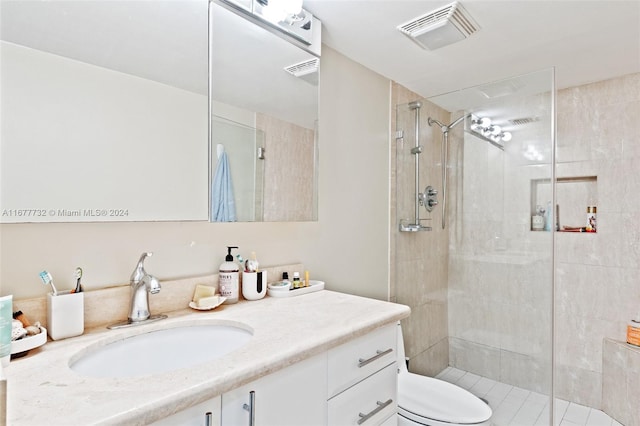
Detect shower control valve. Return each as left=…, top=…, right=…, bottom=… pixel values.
left=424, top=186, right=438, bottom=213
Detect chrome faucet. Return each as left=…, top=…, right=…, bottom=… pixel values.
left=108, top=252, right=167, bottom=329
left=129, top=252, right=160, bottom=322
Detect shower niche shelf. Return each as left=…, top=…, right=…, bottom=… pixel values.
left=530, top=175, right=597, bottom=232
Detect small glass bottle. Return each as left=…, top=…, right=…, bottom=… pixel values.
left=586, top=206, right=597, bottom=232
left=282, top=272, right=291, bottom=288
left=292, top=272, right=301, bottom=289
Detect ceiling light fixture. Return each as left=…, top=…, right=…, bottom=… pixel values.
left=221, top=0, right=318, bottom=47
left=470, top=114, right=512, bottom=144
left=260, top=0, right=304, bottom=23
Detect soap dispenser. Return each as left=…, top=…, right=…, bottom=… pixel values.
left=219, top=246, right=240, bottom=304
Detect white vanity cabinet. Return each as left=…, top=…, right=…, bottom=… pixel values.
left=327, top=324, right=398, bottom=426
left=151, top=323, right=398, bottom=426
left=221, top=352, right=328, bottom=425
left=151, top=396, right=221, bottom=426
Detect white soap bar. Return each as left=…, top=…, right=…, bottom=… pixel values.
left=197, top=295, right=221, bottom=308
left=193, top=284, right=216, bottom=302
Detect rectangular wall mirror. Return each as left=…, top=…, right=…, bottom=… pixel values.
left=0, top=0, right=320, bottom=223
left=0, top=0, right=210, bottom=223
left=209, top=0, right=320, bottom=222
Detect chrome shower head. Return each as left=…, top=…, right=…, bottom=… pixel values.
left=427, top=117, right=447, bottom=133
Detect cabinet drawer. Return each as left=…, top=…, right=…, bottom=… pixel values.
left=380, top=414, right=398, bottom=426
left=328, top=362, right=397, bottom=426
left=328, top=323, right=397, bottom=397
left=150, top=395, right=221, bottom=426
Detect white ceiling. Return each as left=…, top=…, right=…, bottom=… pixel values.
left=2, top=0, right=639, bottom=113
left=304, top=0, right=640, bottom=100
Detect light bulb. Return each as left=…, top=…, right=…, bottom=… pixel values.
left=262, top=0, right=288, bottom=23
left=501, top=132, right=512, bottom=142
left=284, top=0, right=303, bottom=15
left=478, top=117, right=491, bottom=127
left=489, top=125, right=501, bottom=136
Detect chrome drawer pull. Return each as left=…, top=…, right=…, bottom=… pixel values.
left=357, top=399, right=393, bottom=425
left=358, top=348, right=393, bottom=368
left=242, top=391, right=256, bottom=426
left=205, top=411, right=213, bottom=426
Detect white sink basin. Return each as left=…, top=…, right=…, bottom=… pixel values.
left=69, top=322, right=253, bottom=378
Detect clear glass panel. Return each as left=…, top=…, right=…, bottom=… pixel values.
left=394, top=68, right=555, bottom=424
left=211, top=116, right=265, bottom=222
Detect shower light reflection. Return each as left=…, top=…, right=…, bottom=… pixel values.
left=470, top=114, right=512, bottom=143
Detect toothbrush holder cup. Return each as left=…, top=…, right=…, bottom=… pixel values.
left=242, top=271, right=267, bottom=301
left=47, top=291, right=84, bottom=340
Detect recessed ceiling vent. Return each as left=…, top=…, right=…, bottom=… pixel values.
left=284, top=57, right=319, bottom=85
left=509, top=117, right=540, bottom=126
left=397, top=1, right=479, bottom=50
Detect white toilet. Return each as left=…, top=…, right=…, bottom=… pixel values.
left=396, top=323, right=492, bottom=426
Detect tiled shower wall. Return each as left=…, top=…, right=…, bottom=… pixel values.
left=554, top=72, right=640, bottom=409
left=256, top=113, right=316, bottom=221
left=391, top=82, right=451, bottom=376
left=391, top=73, right=640, bottom=418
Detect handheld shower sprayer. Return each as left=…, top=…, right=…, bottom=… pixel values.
left=428, top=114, right=468, bottom=230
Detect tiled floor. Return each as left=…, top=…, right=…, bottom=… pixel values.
left=435, top=367, right=621, bottom=426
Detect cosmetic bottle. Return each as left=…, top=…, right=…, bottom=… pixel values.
left=586, top=206, right=597, bottom=232
left=544, top=201, right=552, bottom=231
left=292, top=272, right=301, bottom=289
left=282, top=272, right=291, bottom=288
left=219, top=246, right=240, bottom=304
left=0, top=295, right=11, bottom=368
left=627, top=312, right=640, bottom=347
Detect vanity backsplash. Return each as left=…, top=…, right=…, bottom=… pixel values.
left=12, top=263, right=304, bottom=333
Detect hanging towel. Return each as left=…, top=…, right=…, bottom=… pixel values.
left=211, top=151, right=237, bottom=222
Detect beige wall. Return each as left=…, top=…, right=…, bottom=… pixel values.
left=554, top=72, right=640, bottom=409
left=391, top=83, right=451, bottom=377
left=0, top=46, right=391, bottom=303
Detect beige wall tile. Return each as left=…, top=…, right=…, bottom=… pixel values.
left=602, top=339, right=640, bottom=425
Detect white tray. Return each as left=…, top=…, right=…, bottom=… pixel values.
left=267, top=280, right=324, bottom=298
left=11, top=326, right=47, bottom=358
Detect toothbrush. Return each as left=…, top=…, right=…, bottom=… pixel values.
left=39, top=270, right=58, bottom=296
left=72, top=267, right=83, bottom=293
left=245, top=251, right=259, bottom=272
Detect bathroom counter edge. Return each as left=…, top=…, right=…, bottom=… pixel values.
left=5, top=290, right=410, bottom=425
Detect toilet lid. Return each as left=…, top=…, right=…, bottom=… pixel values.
left=398, top=373, right=492, bottom=424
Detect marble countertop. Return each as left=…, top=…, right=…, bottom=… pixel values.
left=5, top=290, right=410, bottom=425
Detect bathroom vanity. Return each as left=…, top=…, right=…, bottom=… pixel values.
left=5, top=290, right=409, bottom=425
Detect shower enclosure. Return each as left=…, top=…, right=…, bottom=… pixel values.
left=393, top=69, right=555, bottom=424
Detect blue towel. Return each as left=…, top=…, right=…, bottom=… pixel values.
left=211, top=151, right=236, bottom=222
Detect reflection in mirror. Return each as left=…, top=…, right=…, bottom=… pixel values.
left=209, top=1, right=320, bottom=222
left=211, top=116, right=265, bottom=222
left=0, top=1, right=209, bottom=222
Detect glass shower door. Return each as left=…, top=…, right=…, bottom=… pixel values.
left=393, top=68, right=555, bottom=425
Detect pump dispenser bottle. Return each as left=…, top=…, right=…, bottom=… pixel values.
left=219, top=246, right=240, bottom=304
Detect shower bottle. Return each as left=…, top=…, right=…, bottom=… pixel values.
left=544, top=201, right=552, bottom=231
